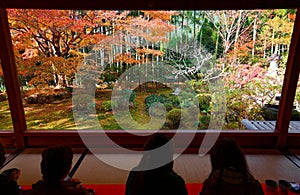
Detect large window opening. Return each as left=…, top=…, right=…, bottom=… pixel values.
left=0, top=2, right=299, bottom=149
left=3, top=9, right=294, bottom=131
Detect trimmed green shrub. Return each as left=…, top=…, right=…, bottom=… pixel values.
left=198, top=94, right=211, bottom=113
left=224, top=122, right=240, bottom=129
left=163, top=119, right=172, bottom=130
left=145, top=93, right=180, bottom=113
left=164, top=103, right=173, bottom=112
left=149, top=103, right=166, bottom=117
left=178, top=91, right=196, bottom=108
left=291, top=109, right=300, bottom=121
left=102, top=100, right=117, bottom=112
left=166, top=108, right=181, bottom=129
left=198, top=114, right=211, bottom=129
left=167, top=94, right=180, bottom=107
left=145, top=94, right=164, bottom=112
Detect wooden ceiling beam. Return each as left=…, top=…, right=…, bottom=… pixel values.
left=1, top=0, right=300, bottom=10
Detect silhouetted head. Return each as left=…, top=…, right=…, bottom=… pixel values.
left=210, top=138, right=248, bottom=173
left=139, top=134, right=174, bottom=171
left=41, top=145, right=73, bottom=183
left=144, top=134, right=172, bottom=151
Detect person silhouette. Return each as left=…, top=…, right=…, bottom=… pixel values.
left=200, top=138, right=264, bottom=195
left=125, top=134, right=188, bottom=195
left=22, top=145, right=89, bottom=195
left=0, top=142, right=21, bottom=195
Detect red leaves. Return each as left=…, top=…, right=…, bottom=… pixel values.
left=113, top=52, right=139, bottom=64
left=135, top=47, right=164, bottom=56
left=142, top=10, right=177, bottom=21
left=21, top=48, right=39, bottom=60
left=6, top=9, right=176, bottom=88
left=225, top=63, right=266, bottom=88
left=288, top=13, right=296, bottom=21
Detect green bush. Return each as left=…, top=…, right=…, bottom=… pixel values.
left=292, top=109, right=300, bottom=121
left=166, top=108, right=181, bottom=129
left=97, top=114, right=105, bottom=120
left=190, top=80, right=210, bottom=93
left=160, top=94, right=180, bottom=107
left=102, top=100, right=117, bottom=112
left=145, top=94, right=165, bottom=112
left=198, top=115, right=210, bottom=129
left=261, top=106, right=277, bottom=120
left=197, top=94, right=211, bottom=113
left=164, top=103, right=173, bottom=112
left=224, top=122, right=240, bottom=129
left=162, top=119, right=172, bottom=130
left=149, top=103, right=166, bottom=117
left=178, top=91, right=196, bottom=108
left=145, top=94, right=180, bottom=113
left=262, top=106, right=300, bottom=121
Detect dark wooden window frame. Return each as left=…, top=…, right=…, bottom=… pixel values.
left=0, top=0, right=300, bottom=151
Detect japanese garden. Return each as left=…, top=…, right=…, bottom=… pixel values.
left=0, top=9, right=298, bottom=130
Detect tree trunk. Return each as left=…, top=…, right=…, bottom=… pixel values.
left=193, top=10, right=196, bottom=38
left=263, top=38, right=267, bottom=59
left=214, top=32, right=219, bottom=60
left=271, top=29, right=275, bottom=54
left=275, top=43, right=279, bottom=55
left=233, top=10, right=243, bottom=62
left=252, top=15, right=257, bottom=59
left=181, top=11, right=184, bottom=46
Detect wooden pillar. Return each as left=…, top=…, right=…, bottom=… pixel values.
left=276, top=8, right=300, bottom=148
left=0, top=6, right=26, bottom=148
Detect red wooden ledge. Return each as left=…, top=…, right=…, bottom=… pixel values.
left=21, top=183, right=300, bottom=195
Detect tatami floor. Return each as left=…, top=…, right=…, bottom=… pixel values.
left=1, top=148, right=300, bottom=186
